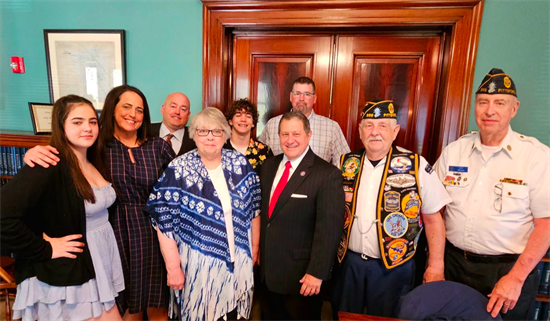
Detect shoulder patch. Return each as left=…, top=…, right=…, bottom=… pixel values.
left=396, top=146, right=412, bottom=153
left=425, top=163, right=434, bottom=174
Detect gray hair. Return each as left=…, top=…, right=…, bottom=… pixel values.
left=189, top=107, right=231, bottom=140
left=278, top=111, right=311, bottom=134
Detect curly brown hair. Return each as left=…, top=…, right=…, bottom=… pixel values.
left=225, top=98, right=259, bottom=127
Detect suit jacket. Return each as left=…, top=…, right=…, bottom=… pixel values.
left=151, top=122, right=196, bottom=156
left=260, top=148, right=345, bottom=295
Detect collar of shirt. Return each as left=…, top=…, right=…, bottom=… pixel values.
left=159, top=123, right=185, bottom=142
left=281, top=146, right=310, bottom=175
left=469, top=126, right=515, bottom=160
left=290, top=109, right=317, bottom=121
left=365, top=153, right=387, bottom=169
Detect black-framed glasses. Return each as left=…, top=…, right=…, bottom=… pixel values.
left=494, top=183, right=503, bottom=213
left=291, top=91, right=315, bottom=97
left=196, top=129, right=224, bottom=137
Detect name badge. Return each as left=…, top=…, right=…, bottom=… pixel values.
left=449, top=166, right=468, bottom=173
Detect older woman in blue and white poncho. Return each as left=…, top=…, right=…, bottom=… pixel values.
left=145, top=107, right=261, bottom=321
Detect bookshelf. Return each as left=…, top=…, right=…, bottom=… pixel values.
left=0, top=132, right=50, bottom=182
left=536, top=249, right=550, bottom=304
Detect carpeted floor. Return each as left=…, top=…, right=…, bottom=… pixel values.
left=0, top=296, right=15, bottom=321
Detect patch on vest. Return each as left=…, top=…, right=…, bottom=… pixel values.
left=387, top=238, right=408, bottom=264
left=384, top=191, right=400, bottom=212
left=342, top=157, right=360, bottom=181
left=390, top=156, right=412, bottom=173
left=402, top=191, right=421, bottom=218
left=386, top=174, right=416, bottom=188
left=383, top=212, right=408, bottom=238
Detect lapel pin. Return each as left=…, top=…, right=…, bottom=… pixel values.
left=300, top=171, right=306, bottom=176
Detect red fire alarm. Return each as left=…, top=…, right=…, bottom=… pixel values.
left=10, top=57, right=25, bottom=73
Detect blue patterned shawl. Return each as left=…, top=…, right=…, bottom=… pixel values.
left=146, top=149, right=261, bottom=321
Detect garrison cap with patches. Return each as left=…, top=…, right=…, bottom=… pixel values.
left=361, top=99, right=397, bottom=120
left=476, top=68, right=517, bottom=97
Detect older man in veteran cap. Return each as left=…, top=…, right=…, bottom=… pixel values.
left=435, top=68, right=550, bottom=320
left=332, top=99, right=451, bottom=318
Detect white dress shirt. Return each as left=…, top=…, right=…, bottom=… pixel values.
left=348, top=153, right=452, bottom=258
left=269, top=147, right=310, bottom=202
left=435, top=128, right=550, bottom=255
left=159, top=123, right=186, bottom=154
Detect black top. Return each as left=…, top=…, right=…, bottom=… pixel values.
left=151, top=122, right=196, bottom=156
left=0, top=158, right=95, bottom=285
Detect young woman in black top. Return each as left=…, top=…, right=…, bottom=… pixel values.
left=0, top=95, right=124, bottom=320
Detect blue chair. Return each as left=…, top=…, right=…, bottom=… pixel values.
left=396, top=281, right=502, bottom=320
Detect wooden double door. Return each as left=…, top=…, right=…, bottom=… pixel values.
left=233, top=32, right=442, bottom=162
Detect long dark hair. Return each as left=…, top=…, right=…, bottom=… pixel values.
left=98, top=85, right=152, bottom=149
left=50, top=95, right=109, bottom=203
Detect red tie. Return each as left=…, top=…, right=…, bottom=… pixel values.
left=269, top=161, right=291, bottom=218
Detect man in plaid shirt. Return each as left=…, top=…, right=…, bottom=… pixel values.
left=258, top=77, right=350, bottom=167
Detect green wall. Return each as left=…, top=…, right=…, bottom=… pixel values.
left=1, top=0, right=549, bottom=146
left=0, top=0, right=203, bottom=131
left=469, top=0, right=550, bottom=146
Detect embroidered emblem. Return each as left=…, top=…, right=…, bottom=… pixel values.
left=425, top=163, right=434, bottom=174
left=488, top=81, right=497, bottom=93
left=386, top=174, right=416, bottom=188
left=387, top=239, right=408, bottom=264
left=384, top=191, right=400, bottom=212
left=374, top=107, right=381, bottom=117
left=343, top=206, right=352, bottom=229
left=396, top=146, right=411, bottom=153
left=504, top=76, right=511, bottom=88
left=383, top=212, right=408, bottom=238
left=343, top=185, right=354, bottom=193
left=388, top=103, right=395, bottom=114
left=402, top=191, right=421, bottom=219
left=342, top=157, right=360, bottom=180
left=390, top=156, right=412, bottom=174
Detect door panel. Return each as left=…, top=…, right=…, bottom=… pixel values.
left=253, top=57, right=311, bottom=135
left=233, top=35, right=333, bottom=136
left=353, top=59, right=418, bottom=150
left=332, top=35, right=441, bottom=156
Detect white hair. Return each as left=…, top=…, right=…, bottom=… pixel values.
left=189, top=107, right=232, bottom=140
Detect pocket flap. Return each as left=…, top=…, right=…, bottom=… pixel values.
left=502, top=183, right=529, bottom=199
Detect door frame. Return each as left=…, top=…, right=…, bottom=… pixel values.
left=200, top=0, right=484, bottom=154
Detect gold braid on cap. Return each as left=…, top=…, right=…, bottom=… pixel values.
left=477, top=73, right=509, bottom=92
left=360, top=100, right=393, bottom=118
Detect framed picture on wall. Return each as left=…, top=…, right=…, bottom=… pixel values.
left=28, top=102, right=54, bottom=135
left=44, top=29, right=126, bottom=110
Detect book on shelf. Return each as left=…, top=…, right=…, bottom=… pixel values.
left=0, top=146, right=28, bottom=177
left=540, top=262, right=550, bottom=295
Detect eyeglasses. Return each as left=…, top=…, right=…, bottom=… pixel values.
left=196, top=129, right=224, bottom=137
left=291, top=91, right=315, bottom=98
left=494, top=183, right=502, bottom=213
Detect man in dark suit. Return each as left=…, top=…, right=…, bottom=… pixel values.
left=259, top=111, right=345, bottom=320
left=151, top=92, right=196, bottom=156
